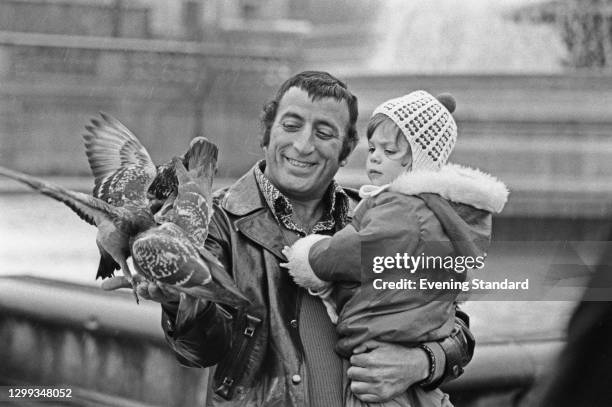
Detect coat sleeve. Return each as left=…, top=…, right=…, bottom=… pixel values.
left=307, top=197, right=396, bottom=282
left=308, top=224, right=363, bottom=282
left=160, top=203, right=235, bottom=367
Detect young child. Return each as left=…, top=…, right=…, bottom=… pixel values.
left=281, top=90, right=509, bottom=407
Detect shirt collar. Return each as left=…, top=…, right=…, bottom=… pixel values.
left=253, top=160, right=349, bottom=236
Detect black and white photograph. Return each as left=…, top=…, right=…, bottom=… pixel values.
left=1, top=0, right=612, bottom=406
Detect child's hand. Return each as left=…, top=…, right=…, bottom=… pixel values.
left=280, top=244, right=314, bottom=287
left=280, top=239, right=328, bottom=292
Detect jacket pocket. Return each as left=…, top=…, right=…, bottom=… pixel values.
left=214, top=313, right=262, bottom=400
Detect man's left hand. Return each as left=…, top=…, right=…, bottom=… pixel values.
left=347, top=340, right=429, bottom=403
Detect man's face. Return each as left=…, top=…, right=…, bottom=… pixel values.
left=264, top=87, right=350, bottom=201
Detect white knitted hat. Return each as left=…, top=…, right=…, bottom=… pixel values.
left=372, top=90, right=457, bottom=171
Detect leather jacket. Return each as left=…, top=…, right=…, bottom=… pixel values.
left=161, top=165, right=475, bottom=406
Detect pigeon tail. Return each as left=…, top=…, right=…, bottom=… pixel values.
left=96, top=246, right=120, bottom=279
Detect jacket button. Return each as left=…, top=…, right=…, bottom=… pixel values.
left=291, top=374, right=302, bottom=384
left=290, top=319, right=298, bottom=328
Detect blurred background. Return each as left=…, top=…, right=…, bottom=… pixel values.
left=1, top=0, right=612, bottom=406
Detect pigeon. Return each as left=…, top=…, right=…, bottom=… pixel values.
left=80, top=114, right=216, bottom=301
left=0, top=114, right=203, bottom=302
left=131, top=142, right=250, bottom=327
left=81, top=113, right=159, bottom=284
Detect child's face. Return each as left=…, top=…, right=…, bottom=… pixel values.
left=366, top=122, right=412, bottom=186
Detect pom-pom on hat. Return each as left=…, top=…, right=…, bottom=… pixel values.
left=372, top=90, right=457, bottom=171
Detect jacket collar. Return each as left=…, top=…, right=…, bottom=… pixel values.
left=219, top=164, right=266, bottom=217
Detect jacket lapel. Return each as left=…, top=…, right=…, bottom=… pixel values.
left=220, top=166, right=289, bottom=260
left=234, top=210, right=289, bottom=260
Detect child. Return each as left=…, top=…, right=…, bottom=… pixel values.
left=281, top=90, right=509, bottom=407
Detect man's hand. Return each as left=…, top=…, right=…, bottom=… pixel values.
left=101, top=276, right=181, bottom=306
left=347, top=340, right=429, bottom=403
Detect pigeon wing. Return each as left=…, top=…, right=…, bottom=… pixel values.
left=131, top=224, right=211, bottom=285
left=0, top=166, right=124, bottom=227
left=132, top=224, right=248, bottom=308
left=83, top=113, right=157, bottom=207
left=168, top=138, right=218, bottom=247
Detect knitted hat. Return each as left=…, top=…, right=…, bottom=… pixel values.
left=372, top=90, right=457, bottom=171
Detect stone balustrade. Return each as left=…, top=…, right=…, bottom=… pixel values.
left=0, top=276, right=568, bottom=407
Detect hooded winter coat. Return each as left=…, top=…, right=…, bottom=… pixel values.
left=290, top=164, right=508, bottom=356
left=284, top=164, right=508, bottom=407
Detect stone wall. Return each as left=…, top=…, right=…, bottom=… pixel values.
left=0, top=0, right=151, bottom=38
left=0, top=32, right=298, bottom=178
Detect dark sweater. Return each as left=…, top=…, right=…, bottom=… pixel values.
left=299, top=291, right=344, bottom=406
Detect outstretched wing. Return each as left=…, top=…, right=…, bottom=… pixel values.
left=83, top=113, right=157, bottom=207
left=0, top=165, right=124, bottom=227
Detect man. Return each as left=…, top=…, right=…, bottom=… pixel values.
left=106, top=71, right=474, bottom=406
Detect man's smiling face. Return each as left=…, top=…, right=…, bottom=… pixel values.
left=264, top=86, right=349, bottom=201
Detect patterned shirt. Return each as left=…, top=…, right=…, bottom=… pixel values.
left=253, top=160, right=350, bottom=236
left=255, top=159, right=348, bottom=406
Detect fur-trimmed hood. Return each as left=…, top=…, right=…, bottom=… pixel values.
left=360, top=163, right=509, bottom=214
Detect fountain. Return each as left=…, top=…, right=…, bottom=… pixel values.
left=367, top=0, right=566, bottom=74
left=328, top=0, right=612, bottom=235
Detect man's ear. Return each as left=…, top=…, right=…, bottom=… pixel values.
left=346, top=137, right=359, bottom=158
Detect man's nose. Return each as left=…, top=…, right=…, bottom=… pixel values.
left=293, top=128, right=315, bottom=154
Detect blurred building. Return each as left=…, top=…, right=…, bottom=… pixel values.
left=0, top=0, right=305, bottom=178
left=0, top=0, right=387, bottom=178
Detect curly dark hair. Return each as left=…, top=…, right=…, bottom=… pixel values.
left=260, top=71, right=359, bottom=162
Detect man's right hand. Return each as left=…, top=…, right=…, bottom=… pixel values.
left=101, top=276, right=181, bottom=306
